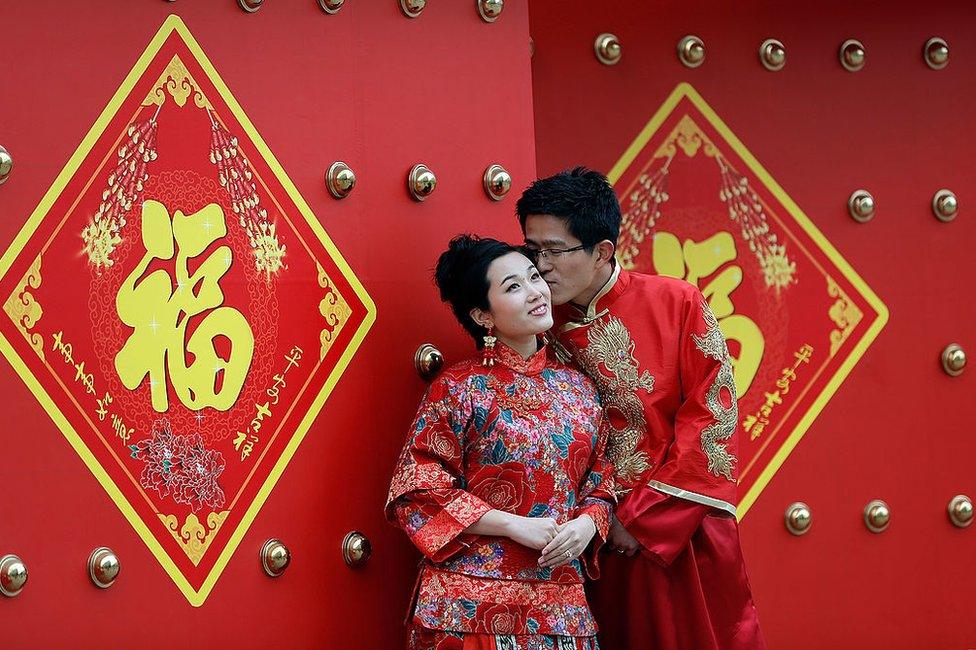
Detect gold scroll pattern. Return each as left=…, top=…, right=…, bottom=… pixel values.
left=142, top=54, right=212, bottom=110
left=573, top=316, right=654, bottom=490
left=653, top=115, right=719, bottom=160
left=827, top=276, right=863, bottom=356
left=159, top=511, right=229, bottom=566
left=3, top=255, right=44, bottom=360
left=317, top=263, right=352, bottom=361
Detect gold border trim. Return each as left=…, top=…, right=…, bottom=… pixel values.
left=0, top=15, right=376, bottom=606
left=558, top=263, right=620, bottom=334
left=607, top=82, right=888, bottom=521
left=647, top=479, right=736, bottom=516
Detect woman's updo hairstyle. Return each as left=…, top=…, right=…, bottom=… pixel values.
left=435, top=234, right=518, bottom=347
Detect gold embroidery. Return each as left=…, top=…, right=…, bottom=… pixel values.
left=558, top=264, right=620, bottom=334
left=692, top=301, right=738, bottom=481
left=573, top=316, right=654, bottom=487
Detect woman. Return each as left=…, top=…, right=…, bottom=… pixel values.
left=386, top=235, right=615, bottom=650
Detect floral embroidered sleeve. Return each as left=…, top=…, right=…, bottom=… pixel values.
left=385, top=376, right=494, bottom=563
left=573, top=411, right=616, bottom=579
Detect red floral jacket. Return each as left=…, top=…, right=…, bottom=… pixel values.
left=386, top=343, right=615, bottom=637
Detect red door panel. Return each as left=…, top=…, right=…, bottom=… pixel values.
left=528, top=2, right=975, bottom=648
left=0, top=2, right=535, bottom=646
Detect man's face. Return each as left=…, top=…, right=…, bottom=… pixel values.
left=523, top=214, right=600, bottom=306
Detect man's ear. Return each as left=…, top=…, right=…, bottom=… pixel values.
left=470, top=307, right=493, bottom=330
left=594, top=240, right=616, bottom=268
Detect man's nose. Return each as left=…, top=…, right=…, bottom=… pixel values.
left=536, top=257, right=554, bottom=274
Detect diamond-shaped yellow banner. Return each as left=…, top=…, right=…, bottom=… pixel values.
left=608, top=83, right=887, bottom=517
left=0, top=16, right=374, bottom=605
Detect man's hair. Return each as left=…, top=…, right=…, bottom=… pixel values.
left=515, top=166, right=621, bottom=248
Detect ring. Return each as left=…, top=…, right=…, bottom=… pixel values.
left=564, top=550, right=572, bottom=559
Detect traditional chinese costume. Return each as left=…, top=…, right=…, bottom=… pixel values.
left=386, top=342, right=615, bottom=650
left=552, top=265, right=765, bottom=650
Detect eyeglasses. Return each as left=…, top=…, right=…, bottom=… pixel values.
left=526, top=244, right=587, bottom=261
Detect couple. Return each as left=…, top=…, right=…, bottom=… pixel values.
left=386, top=168, right=765, bottom=650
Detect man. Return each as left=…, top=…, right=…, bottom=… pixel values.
left=518, top=167, right=765, bottom=649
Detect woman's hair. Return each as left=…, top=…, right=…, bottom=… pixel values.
left=435, top=234, right=519, bottom=346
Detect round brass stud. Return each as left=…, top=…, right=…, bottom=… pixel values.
left=840, top=39, right=866, bottom=72
left=0, top=146, right=12, bottom=186
left=88, top=547, right=120, bottom=589
left=400, top=0, right=426, bottom=18
left=932, top=189, right=958, bottom=223
left=594, top=33, right=622, bottom=66
left=342, top=531, right=372, bottom=568
left=326, top=161, right=356, bottom=199
left=863, top=499, right=890, bottom=533
left=477, top=0, right=503, bottom=23
left=924, top=37, right=949, bottom=70
left=759, top=38, right=786, bottom=71
left=678, top=35, right=705, bottom=68
left=948, top=495, right=973, bottom=528
left=408, top=164, right=437, bottom=202
left=0, top=554, right=27, bottom=597
left=261, top=539, right=291, bottom=577
left=237, top=0, right=263, bottom=13
left=318, top=0, right=345, bottom=14
left=415, top=343, right=444, bottom=380
left=848, top=190, right=875, bottom=223
left=483, top=164, right=512, bottom=201
left=784, top=502, right=812, bottom=536
left=941, top=343, right=966, bottom=377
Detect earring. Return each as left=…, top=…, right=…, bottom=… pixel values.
left=482, top=325, right=497, bottom=367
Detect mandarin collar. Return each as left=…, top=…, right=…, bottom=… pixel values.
left=556, top=263, right=629, bottom=333
left=493, top=339, right=549, bottom=375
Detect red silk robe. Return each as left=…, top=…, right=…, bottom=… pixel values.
left=386, top=343, right=615, bottom=649
left=553, top=266, right=765, bottom=650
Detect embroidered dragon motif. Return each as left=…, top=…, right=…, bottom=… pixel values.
left=692, top=301, right=738, bottom=481
left=573, top=316, right=655, bottom=488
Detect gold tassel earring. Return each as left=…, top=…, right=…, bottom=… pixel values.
left=482, top=325, right=497, bottom=367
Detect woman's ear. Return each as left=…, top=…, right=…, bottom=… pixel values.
left=470, top=307, right=493, bottom=330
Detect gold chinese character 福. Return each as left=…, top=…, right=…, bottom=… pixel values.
left=653, top=230, right=764, bottom=397
left=115, top=200, right=254, bottom=412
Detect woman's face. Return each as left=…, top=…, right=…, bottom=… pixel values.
left=476, top=251, right=553, bottom=339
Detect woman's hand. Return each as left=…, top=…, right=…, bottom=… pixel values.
left=608, top=515, right=640, bottom=556
left=538, top=515, right=596, bottom=568
left=504, top=515, right=560, bottom=551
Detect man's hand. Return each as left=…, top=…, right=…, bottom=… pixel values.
left=608, top=515, right=640, bottom=557
left=538, top=515, right=597, bottom=568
